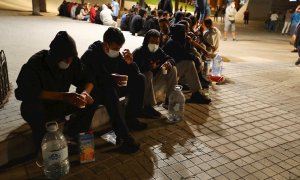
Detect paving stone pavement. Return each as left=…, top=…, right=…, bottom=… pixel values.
left=0, top=11, right=300, bottom=179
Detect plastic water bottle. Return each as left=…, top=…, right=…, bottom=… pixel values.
left=167, top=85, right=185, bottom=122
left=210, top=54, right=223, bottom=76
left=42, top=121, right=70, bottom=179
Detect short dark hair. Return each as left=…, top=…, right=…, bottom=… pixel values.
left=189, top=15, right=197, bottom=27
left=163, top=11, right=169, bottom=17
left=139, top=8, right=147, bottom=17
left=204, top=19, right=213, bottom=28
left=158, top=10, right=164, bottom=17
left=185, top=12, right=192, bottom=17
left=151, top=10, right=156, bottom=16
left=103, top=27, right=125, bottom=45
left=159, top=18, right=169, bottom=24
left=178, top=20, right=189, bottom=28
left=183, top=17, right=191, bottom=25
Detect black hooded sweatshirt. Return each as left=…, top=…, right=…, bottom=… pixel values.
left=80, top=41, right=141, bottom=94
left=15, top=31, right=90, bottom=103
left=163, top=24, right=199, bottom=64
left=133, top=30, right=175, bottom=74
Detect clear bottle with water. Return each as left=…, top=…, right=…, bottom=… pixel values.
left=42, top=121, right=69, bottom=179
left=210, top=54, right=223, bottom=76
left=167, top=85, right=185, bottom=122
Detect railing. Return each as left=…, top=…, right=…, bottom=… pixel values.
left=0, top=50, right=10, bottom=108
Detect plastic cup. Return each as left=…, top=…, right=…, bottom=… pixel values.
left=111, top=73, right=128, bottom=87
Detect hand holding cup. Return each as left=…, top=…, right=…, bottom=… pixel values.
left=111, top=73, right=128, bottom=87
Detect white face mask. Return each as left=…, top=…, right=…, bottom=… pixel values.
left=148, top=44, right=159, bottom=53
left=106, top=49, right=119, bottom=58
left=57, top=61, right=70, bottom=70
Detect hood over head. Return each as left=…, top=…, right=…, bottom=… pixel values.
left=174, top=11, right=184, bottom=24
left=170, top=24, right=186, bottom=44
left=49, top=31, right=78, bottom=62
left=143, top=29, right=160, bottom=46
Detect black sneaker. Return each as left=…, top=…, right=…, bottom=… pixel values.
left=35, top=152, right=43, bottom=168
left=199, top=75, right=211, bottom=89
left=128, top=120, right=148, bottom=131
left=116, top=136, right=140, bottom=154
left=180, top=84, right=190, bottom=91
left=291, top=49, right=298, bottom=53
left=139, top=106, right=162, bottom=119
left=190, top=92, right=211, bottom=104
left=295, top=58, right=300, bottom=66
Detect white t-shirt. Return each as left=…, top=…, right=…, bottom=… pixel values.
left=270, top=13, right=279, bottom=21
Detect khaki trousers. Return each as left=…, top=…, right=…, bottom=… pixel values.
left=176, top=60, right=202, bottom=93
left=143, top=67, right=177, bottom=106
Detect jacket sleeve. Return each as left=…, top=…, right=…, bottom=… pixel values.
left=158, top=49, right=175, bottom=66
left=81, top=50, right=116, bottom=87
left=132, top=48, right=149, bottom=73
left=15, top=63, right=42, bottom=102
left=71, top=57, right=95, bottom=93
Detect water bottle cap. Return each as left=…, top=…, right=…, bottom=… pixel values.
left=174, top=85, right=183, bottom=91
left=45, top=121, right=58, bottom=132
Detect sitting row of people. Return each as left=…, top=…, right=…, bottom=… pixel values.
left=16, top=14, right=221, bottom=161
left=58, top=0, right=119, bottom=27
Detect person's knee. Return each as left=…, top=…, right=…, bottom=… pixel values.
left=143, top=71, right=153, bottom=80
left=168, top=66, right=178, bottom=76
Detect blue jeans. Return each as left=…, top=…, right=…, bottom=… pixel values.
left=269, top=21, right=277, bottom=32
left=196, top=0, right=210, bottom=21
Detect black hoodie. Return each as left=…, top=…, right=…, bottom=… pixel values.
left=15, top=31, right=89, bottom=102
left=80, top=41, right=140, bottom=93
left=163, top=24, right=199, bottom=63
left=133, top=30, right=175, bottom=74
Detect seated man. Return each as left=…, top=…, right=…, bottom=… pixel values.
left=130, top=8, right=147, bottom=36
left=133, top=29, right=177, bottom=117
left=15, top=31, right=95, bottom=157
left=159, top=18, right=171, bottom=48
left=80, top=27, right=146, bottom=153
left=143, top=10, right=160, bottom=35
left=100, top=4, right=117, bottom=27
left=163, top=24, right=211, bottom=104
left=203, top=18, right=221, bottom=53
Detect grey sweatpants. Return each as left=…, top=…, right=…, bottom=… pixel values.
left=177, top=60, right=202, bottom=93
left=143, top=66, right=178, bottom=106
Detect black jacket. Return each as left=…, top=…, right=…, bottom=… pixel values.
left=15, top=50, right=90, bottom=102
left=130, top=15, right=144, bottom=34
left=163, top=24, right=199, bottom=63
left=143, top=16, right=160, bottom=34
left=133, top=31, right=175, bottom=74
left=80, top=41, right=141, bottom=91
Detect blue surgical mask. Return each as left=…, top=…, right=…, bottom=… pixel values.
left=148, top=44, right=159, bottom=53
left=57, top=61, right=70, bottom=70
left=107, top=49, right=119, bottom=58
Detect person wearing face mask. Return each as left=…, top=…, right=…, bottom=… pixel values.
left=133, top=29, right=177, bottom=117
left=163, top=24, right=211, bottom=104
left=81, top=27, right=146, bottom=154
left=15, top=31, right=96, bottom=160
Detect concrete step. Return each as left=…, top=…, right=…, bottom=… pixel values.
left=0, top=103, right=117, bottom=168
